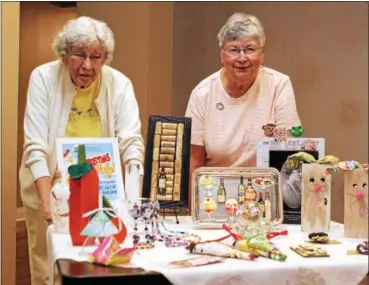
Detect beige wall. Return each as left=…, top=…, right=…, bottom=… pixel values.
left=78, top=2, right=173, bottom=141
left=2, top=2, right=20, bottom=284
left=17, top=2, right=77, bottom=208
left=172, top=2, right=368, bottom=222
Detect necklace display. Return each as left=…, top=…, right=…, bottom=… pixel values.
left=130, top=200, right=201, bottom=249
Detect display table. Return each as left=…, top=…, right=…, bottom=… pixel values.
left=47, top=217, right=368, bottom=285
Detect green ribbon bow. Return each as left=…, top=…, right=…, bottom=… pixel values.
left=68, top=162, right=93, bottom=179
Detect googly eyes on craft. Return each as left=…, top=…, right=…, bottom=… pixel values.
left=353, top=183, right=358, bottom=188
left=309, top=178, right=315, bottom=183
left=320, top=177, right=326, bottom=183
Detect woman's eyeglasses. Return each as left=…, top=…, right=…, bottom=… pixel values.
left=224, top=46, right=263, bottom=57
left=68, top=52, right=105, bottom=65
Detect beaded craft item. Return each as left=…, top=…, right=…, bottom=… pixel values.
left=128, top=198, right=201, bottom=249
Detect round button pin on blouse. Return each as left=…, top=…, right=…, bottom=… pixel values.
left=216, top=102, right=224, bottom=110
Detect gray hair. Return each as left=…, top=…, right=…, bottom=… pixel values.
left=217, top=13, right=266, bottom=47
left=52, top=16, right=115, bottom=64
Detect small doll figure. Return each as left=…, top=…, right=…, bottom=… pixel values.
left=201, top=197, right=217, bottom=221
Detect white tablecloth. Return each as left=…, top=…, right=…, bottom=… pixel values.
left=47, top=217, right=368, bottom=285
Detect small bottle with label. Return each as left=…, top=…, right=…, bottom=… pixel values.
left=264, top=191, right=272, bottom=225
left=245, top=178, right=257, bottom=202
left=217, top=178, right=226, bottom=204
left=257, top=192, right=265, bottom=217
left=238, top=176, right=245, bottom=204
left=158, top=167, right=166, bottom=195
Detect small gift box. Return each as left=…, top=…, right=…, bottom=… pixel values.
left=288, top=152, right=340, bottom=233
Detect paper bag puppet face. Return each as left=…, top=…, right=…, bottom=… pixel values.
left=301, top=164, right=331, bottom=232
left=344, top=168, right=368, bottom=238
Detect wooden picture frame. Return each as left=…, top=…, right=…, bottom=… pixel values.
left=142, top=115, right=191, bottom=208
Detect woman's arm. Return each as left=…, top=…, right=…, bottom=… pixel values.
left=114, top=78, right=145, bottom=196
left=23, top=68, right=52, bottom=219
left=185, top=88, right=206, bottom=212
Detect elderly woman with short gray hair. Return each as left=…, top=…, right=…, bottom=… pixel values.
left=186, top=13, right=301, bottom=177
left=19, top=16, right=144, bottom=285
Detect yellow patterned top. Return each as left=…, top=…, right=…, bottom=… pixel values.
left=65, top=75, right=102, bottom=138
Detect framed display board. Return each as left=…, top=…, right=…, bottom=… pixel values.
left=256, top=137, right=325, bottom=224
left=142, top=115, right=192, bottom=208
left=191, top=167, right=283, bottom=229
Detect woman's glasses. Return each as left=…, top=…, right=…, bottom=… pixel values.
left=224, top=46, right=263, bottom=57
left=68, top=52, right=105, bottom=65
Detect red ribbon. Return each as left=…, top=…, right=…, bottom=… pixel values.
left=266, top=229, right=288, bottom=240
left=202, top=224, right=242, bottom=243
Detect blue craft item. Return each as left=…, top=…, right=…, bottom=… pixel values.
left=81, top=210, right=119, bottom=237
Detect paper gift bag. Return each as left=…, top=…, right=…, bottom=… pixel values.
left=68, top=145, right=100, bottom=246
left=325, top=161, right=368, bottom=238
left=301, top=163, right=332, bottom=232
left=286, top=152, right=339, bottom=233
left=342, top=164, right=368, bottom=238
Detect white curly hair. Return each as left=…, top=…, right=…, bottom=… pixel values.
left=52, top=16, right=115, bottom=64
left=217, top=13, right=266, bottom=48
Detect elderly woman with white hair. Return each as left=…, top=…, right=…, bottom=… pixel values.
left=19, top=16, right=144, bottom=285
left=186, top=13, right=301, bottom=175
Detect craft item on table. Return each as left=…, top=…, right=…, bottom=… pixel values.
left=306, top=232, right=341, bottom=244
left=199, top=175, right=216, bottom=196
left=221, top=224, right=288, bottom=261
left=168, top=256, right=225, bottom=268
left=188, top=241, right=257, bottom=261
left=290, top=244, right=330, bottom=258
left=307, top=232, right=329, bottom=243
left=201, top=197, right=217, bottom=221
left=289, top=125, right=303, bottom=138
left=252, top=177, right=274, bottom=191
left=262, top=123, right=276, bottom=137
left=273, top=127, right=289, bottom=143
left=79, top=197, right=126, bottom=251
left=326, top=162, right=368, bottom=238
left=50, top=168, right=70, bottom=234
left=88, top=236, right=135, bottom=266
left=68, top=144, right=100, bottom=246
left=225, top=198, right=238, bottom=224
left=356, top=241, right=368, bottom=255
left=347, top=241, right=369, bottom=255
left=288, top=152, right=340, bottom=233
left=128, top=198, right=201, bottom=248
left=128, top=198, right=160, bottom=248
left=158, top=220, right=201, bottom=248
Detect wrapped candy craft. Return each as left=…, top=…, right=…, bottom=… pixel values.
left=188, top=241, right=257, bottom=261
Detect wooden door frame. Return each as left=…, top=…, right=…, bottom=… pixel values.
left=1, top=2, right=20, bottom=285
